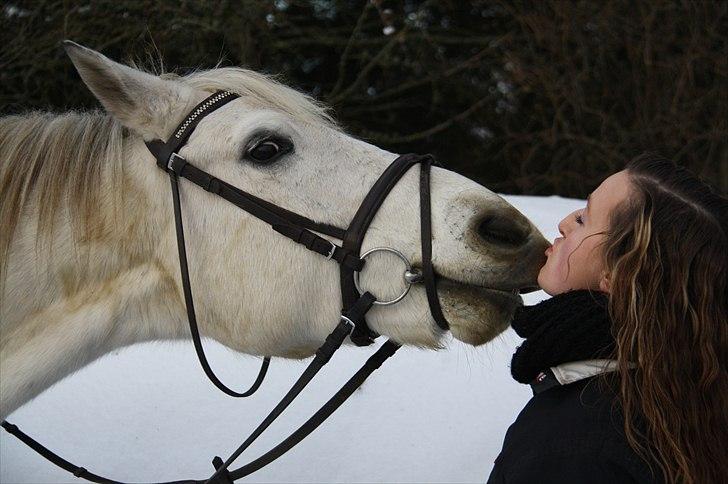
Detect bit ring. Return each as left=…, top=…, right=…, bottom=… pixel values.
left=353, top=247, right=422, bottom=306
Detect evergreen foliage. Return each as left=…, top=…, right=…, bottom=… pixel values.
left=2, top=0, right=726, bottom=196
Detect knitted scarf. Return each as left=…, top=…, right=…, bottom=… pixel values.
left=510, top=290, right=616, bottom=384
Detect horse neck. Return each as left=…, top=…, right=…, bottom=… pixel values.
left=0, top=115, right=185, bottom=418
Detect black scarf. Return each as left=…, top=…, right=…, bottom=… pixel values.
left=510, top=290, right=616, bottom=384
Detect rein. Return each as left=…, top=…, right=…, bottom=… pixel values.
left=1, top=90, right=449, bottom=483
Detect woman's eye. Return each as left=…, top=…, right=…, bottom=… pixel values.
left=245, top=136, right=293, bottom=164
left=575, top=211, right=584, bottom=225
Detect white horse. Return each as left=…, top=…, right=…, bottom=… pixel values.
left=0, top=41, right=548, bottom=420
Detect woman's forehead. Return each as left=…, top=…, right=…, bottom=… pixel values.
left=592, top=170, right=632, bottom=215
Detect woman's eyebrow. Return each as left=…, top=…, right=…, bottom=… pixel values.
left=586, top=193, right=592, bottom=212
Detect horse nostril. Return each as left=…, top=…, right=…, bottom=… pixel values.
left=476, top=215, right=529, bottom=248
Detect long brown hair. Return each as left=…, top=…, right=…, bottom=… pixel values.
left=601, top=153, right=728, bottom=483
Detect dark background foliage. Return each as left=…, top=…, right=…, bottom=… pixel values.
left=2, top=0, right=726, bottom=196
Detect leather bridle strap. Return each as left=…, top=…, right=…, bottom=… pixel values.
left=145, top=92, right=346, bottom=239
left=216, top=340, right=401, bottom=483
left=1, top=421, right=126, bottom=484
left=419, top=157, right=449, bottom=330
left=164, top=154, right=347, bottom=239
left=0, top=312, right=399, bottom=484
left=164, top=157, right=360, bottom=270
left=146, top=90, right=360, bottom=396
left=205, top=293, right=379, bottom=484
left=340, top=153, right=449, bottom=344
left=170, top=172, right=270, bottom=397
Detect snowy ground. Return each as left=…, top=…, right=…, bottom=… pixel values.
left=1, top=195, right=585, bottom=484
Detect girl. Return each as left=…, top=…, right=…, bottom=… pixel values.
left=487, top=153, right=727, bottom=484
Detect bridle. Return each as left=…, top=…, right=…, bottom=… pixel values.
left=1, top=91, right=450, bottom=483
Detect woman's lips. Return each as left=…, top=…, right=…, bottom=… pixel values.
left=546, top=237, right=561, bottom=256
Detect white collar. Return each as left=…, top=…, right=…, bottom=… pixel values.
left=550, top=359, right=620, bottom=385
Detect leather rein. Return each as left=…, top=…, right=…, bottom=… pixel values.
left=1, top=90, right=450, bottom=483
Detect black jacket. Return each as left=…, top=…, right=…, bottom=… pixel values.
left=486, top=375, right=661, bottom=484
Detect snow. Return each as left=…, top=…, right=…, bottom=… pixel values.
left=1, top=195, right=585, bottom=484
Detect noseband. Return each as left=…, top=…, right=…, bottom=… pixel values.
left=2, top=91, right=451, bottom=483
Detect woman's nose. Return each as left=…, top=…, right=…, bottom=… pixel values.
left=557, top=215, right=569, bottom=236
left=557, top=209, right=581, bottom=236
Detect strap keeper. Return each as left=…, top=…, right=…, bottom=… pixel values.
left=145, top=139, right=172, bottom=171
left=297, top=229, right=315, bottom=247
left=340, top=252, right=364, bottom=271
left=315, top=319, right=354, bottom=363
left=350, top=326, right=376, bottom=346
left=342, top=292, right=376, bottom=324
left=206, top=177, right=221, bottom=194
left=210, top=456, right=235, bottom=484
left=309, top=235, right=331, bottom=254
left=73, top=467, right=88, bottom=478
left=272, top=223, right=302, bottom=240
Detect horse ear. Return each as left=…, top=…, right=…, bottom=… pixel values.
left=63, top=40, right=192, bottom=139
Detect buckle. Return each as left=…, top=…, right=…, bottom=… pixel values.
left=339, top=315, right=356, bottom=331
left=167, top=152, right=186, bottom=173
left=325, top=241, right=337, bottom=260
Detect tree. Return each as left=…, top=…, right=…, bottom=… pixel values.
left=2, top=0, right=726, bottom=195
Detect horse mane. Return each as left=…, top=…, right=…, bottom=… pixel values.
left=0, top=111, right=125, bottom=285
left=0, top=65, right=337, bottom=286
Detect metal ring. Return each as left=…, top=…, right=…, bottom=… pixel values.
left=353, top=247, right=415, bottom=306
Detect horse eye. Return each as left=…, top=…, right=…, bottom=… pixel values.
left=246, top=137, right=292, bottom=164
